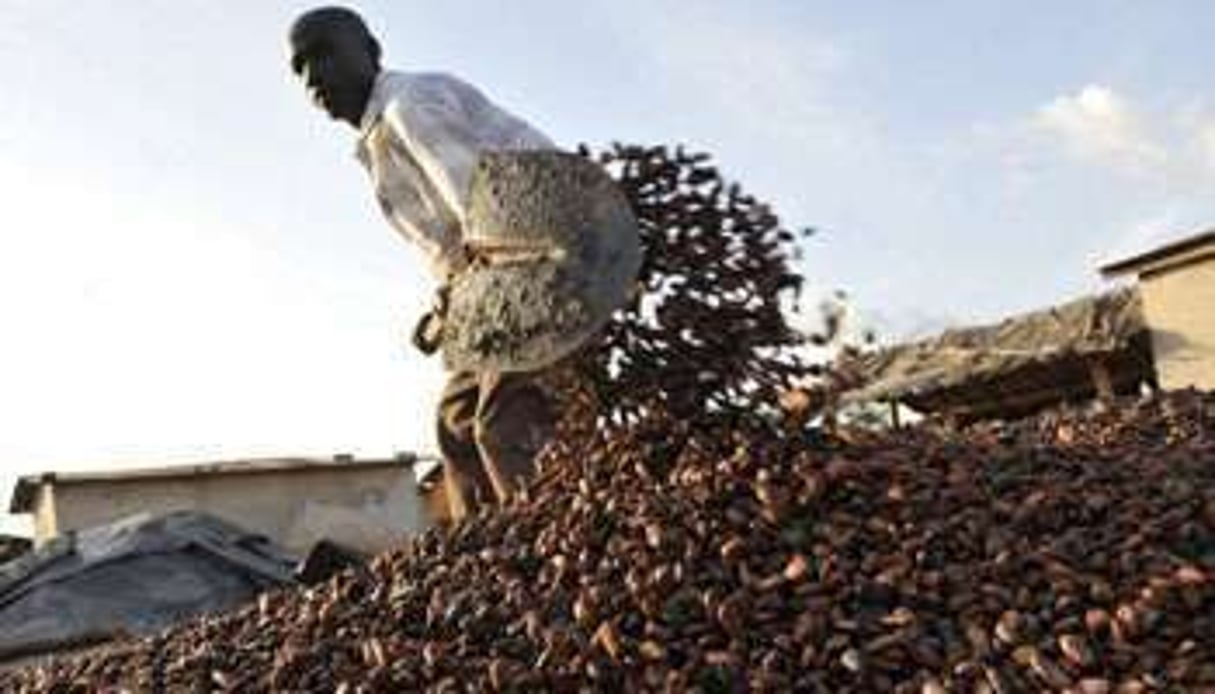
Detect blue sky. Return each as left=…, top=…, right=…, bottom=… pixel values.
left=2, top=2, right=1213, bottom=534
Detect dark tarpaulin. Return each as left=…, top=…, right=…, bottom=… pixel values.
left=0, top=511, right=295, bottom=662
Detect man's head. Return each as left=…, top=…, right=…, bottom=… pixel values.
left=288, top=7, right=381, bottom=127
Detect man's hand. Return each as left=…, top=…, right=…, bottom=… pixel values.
left=411, top=285, right=449, bottom=355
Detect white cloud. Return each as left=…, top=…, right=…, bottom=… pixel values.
left=1096, top=206, right=1215, bottom=269
left=588, top=0, right=861, bottom=164
left=642, top=12, right=846, bottom=138
left=972, top=84, right=1215, bottom=208
left=1020, top=84, right=1215, bottom=195
left=1196, top=120, right=1215, bottom=173
left=1015, top=87, right=1215, bottom=276
left=1098, top=210, right=1185, bottom=267
left=1034, top=85, right=1168, bottom=175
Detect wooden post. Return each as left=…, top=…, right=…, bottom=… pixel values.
left=942, top=409, right=960, bottom=433
left=1089, top=358, right=1115, bottom=402
left=822, top=407, right=838, bottom=437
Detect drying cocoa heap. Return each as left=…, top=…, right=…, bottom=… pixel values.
left=8, top=391, right=1212, bottom=692
left=5, top=149, right=1213, bottom=692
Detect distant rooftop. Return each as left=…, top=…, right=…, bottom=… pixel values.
left=9, top=453, right=423, bottom=515
left=844, top=287, right=1153, bottom=423
left=1101, top=228, right=1215, bottom=278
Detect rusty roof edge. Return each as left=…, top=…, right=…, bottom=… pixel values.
left=1099, top=228, right=1215, bottom=277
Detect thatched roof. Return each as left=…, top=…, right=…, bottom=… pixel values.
left=844, top=288, right=1154, bottom=421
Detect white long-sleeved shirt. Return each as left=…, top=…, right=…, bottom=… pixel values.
left=355, top=70, right=555, bottom=279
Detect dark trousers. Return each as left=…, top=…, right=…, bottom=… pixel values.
left=436, top=369, right=555, bottom=521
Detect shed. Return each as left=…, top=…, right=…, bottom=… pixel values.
left=844, top=288, right=1155, bottom=425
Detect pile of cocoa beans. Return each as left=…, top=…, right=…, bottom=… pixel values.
left=5, top=390, right=1211, bottom=692
left=3, top=149, right=1211, bottom=692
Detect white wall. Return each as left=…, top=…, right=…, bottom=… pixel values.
left=37, top=466, right=426, bottom=555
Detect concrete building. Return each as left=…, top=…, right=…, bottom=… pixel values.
left=1101, top=229, right=1215, bottom=391
left=9, top=454, right=432, bottom=555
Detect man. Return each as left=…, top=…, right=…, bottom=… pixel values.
left=288, top=7, right=557, bottom=521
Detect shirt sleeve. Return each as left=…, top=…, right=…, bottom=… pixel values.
left=373, top=155, right=464, bottom=277
left=358, top=125, right=466, bottom=279
left=380, top=75, right=555, bottom=224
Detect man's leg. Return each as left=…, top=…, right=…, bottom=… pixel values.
left=473, top=370, right=556, bottom=502
left=435, top=371, right=495, bottom=521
